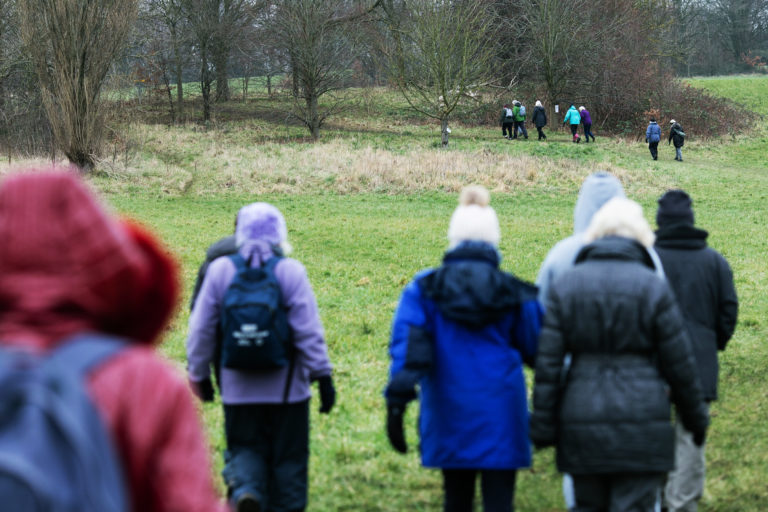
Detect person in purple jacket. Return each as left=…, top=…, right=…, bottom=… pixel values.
left=187, top=202, right=335, bottom=512
left=579, top=106, right=595, bottom=143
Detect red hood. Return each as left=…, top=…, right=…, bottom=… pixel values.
left=0, top=168, right=179, bottom=351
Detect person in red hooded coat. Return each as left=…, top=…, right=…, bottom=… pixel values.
left=0, top=168, right=228, bottom=512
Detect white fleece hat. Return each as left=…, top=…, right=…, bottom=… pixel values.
left=447, top=185, right=500, bottom=248
left=535, top=100, right=542, bottom=107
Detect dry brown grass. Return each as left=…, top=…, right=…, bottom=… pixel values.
left=0, top=126, right=676, bottom=197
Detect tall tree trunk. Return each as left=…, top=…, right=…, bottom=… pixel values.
left=213, top=43, right=230, bottom=102
left=171, top=25, right=184, bottom=119
left=441, top=118, right=449, bottom=146
left=307, top=92, right=320, bottom=140
left=290, top=51, right=299, bottom=98
left=266, top=74, right=272, bottom=96
left=201, top=47, right=212, bottom=122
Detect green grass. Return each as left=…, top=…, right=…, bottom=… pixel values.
left=27, top=74, right=768, bottom=510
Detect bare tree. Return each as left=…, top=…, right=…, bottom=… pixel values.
left=711, top=0, right=768, bottom=62
left=182, top=0, right=219, bottom=121
left=516, top=0, right=593, bottom=119
left=381, top=0, right=499, bottom=146
left=145, top=0, right=188, bottom=118
left=273, top=0, right=380, bottom=140
left=19, top=0, right=139, bottom=170
left=211, top=0, right=255, bottom=102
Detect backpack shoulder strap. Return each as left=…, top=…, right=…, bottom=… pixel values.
left=262, top=255, right=283, bottom=273
left=46, top=334, right=129, bottom=377
left=229, top=252, right=248, bottom=270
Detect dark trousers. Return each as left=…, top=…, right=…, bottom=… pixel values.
left=502, top=121, right=514, bottom=137
left=223, top=400, right=310, bottom=512
left=442, top=469, right=517, bottom=512
left=649, top=141, right=659, bottom=160
left=570, top=123, right=579, bottom=140
left=572, top=472, right=664, bottom=512
left=536, top=126, right=546, bottom=140
left=513, top=121, right=527, bottom=139
left=583, top=123, right=595, bottom=141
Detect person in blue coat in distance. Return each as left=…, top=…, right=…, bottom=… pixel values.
left=646, top=118, right=662, bottom=160
left=385, top=185, right=543, bottom=512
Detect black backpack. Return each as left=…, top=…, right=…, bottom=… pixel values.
left=219, top=254, right=293, bottom=372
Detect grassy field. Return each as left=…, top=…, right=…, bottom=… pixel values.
left=4, top=74, right=768, bottom=510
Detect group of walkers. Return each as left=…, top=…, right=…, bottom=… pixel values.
left=0, top=167, right=737, bottom=512
left=386, top=173, right=737, bottom=512
left=501, top=101, right=692, bottom=161
left=647, top=119, right=687, bottom=161
left=500, top=101, right=595, bottom=143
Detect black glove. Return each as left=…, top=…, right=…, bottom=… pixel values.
left=692, top=429, right=707, bottom=447
left=189, top=378, right=215, bottom=402
left=386, top=403, right=408, bottom=453
left=316, top=375, right=336, bottom=414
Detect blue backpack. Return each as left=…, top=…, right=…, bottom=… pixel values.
left=519, top=105, right=526, bottom=117
left=0, top=334, right=129, bottom=512
left=220, top=254, right=293, bottom=372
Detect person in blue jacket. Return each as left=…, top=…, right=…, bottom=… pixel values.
left=646, top=118, right=662, bottom=160
left=384, top=185, right=543, bottom=512
left=563, top=104, right=581, bottom=143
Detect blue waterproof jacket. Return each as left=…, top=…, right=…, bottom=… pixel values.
left=646, top=122, right=661, bottom=143
left=386, top=242, right=543, bottom=469
left=564, top=106, right=581, bottom=125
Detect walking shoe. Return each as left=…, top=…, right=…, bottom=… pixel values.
left=236, top=493, right=261, bottom=512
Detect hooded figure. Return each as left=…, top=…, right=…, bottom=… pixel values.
left=564, top=104, right=582, bottom=142
left=646, top=118, right=662, bottom=160
left=499, top=103, right=515, bottom=139
left=654, top=190, right=738, bottom=512
left=536, top=171, right=669, bottom=302
left=0, top=169, right=227, bottom=512
left=668, top=120, right=685, bottom=161
left=531, top=100, right=548, bottom=140
left=187, top=201, right=334, bottom=512
left=578, top=106, right=595, bottom=142
left=530, top=197, right=709, bottom=512
left=385, top=185, right=543, bottom=512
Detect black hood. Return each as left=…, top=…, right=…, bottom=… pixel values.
left=418, top=242, right=538, bottom=328
left=575, top=236, right=655, bottom=270
left=655, top=223, right=708, bottom=250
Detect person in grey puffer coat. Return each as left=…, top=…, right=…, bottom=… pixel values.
left=536, top=171, right=664, bottom=303
left=530, top=198, right=709, bottom=512
left=536, top=171, right=665, bottom=509
left=655, top=190, right=738, bottom=512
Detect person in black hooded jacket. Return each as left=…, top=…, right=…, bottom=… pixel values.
left=530, top=197, right=709, bottom=512
left=654, top=189, right=738, bottom=512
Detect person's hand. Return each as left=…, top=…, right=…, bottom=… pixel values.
left=316, top=375, right=336, bottom=414
left=189, top=378, right=214, bottom=402
left=386, top=403, right=408, bottom=453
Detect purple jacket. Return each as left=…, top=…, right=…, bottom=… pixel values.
left=580, top=109, right=593, bottom=125
left=187, top=248, right=332, bottom=404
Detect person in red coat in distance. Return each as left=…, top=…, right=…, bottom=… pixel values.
left=0, top=169, right=228, bottom=512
